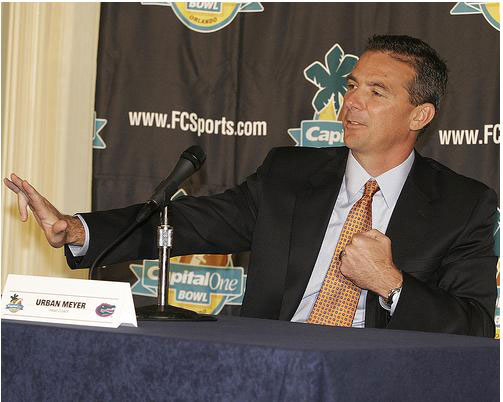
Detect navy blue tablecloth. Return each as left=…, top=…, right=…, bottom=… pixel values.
left=1, top=316, right=499, bottom=401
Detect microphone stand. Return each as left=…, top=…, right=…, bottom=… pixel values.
left=136, top=202, right=217, bottom=321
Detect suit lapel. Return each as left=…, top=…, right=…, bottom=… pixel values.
left=365, top=150, right=439, bottom=328
left=279, top=148, right=349, bottom=320
left=386, top=150, right=438, bottom=260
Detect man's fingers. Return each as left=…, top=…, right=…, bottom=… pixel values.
left=18, top=194, right=29, bottom=221
left=5, top=175, right=33, bottom=203
left=4, top=177, right=21, bottom=194
left=8, top=174, right=40, bottom=202
left=361, top=229, right=384, bottom=241
left=9, top=173, right=26, bottom=190
left=19, top=179, right=57, bottom=219
left=369, top=229, right=383, bottom=237
left=4, top=176, right=30, bottom=221
left=5, top=173, right=69, bottom=248
left=21, top=179, right=42, bottom=200
left=6, top=174, right=58, bottom=223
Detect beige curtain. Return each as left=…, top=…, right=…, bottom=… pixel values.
left=1, top=3, right=101, bottom=288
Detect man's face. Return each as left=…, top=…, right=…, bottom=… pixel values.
left=340, top=51, right=418, bottom=159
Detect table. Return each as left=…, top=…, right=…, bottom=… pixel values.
left=1, top=316, right=499, bottom=401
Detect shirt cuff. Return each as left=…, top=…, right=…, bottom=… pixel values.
left=378, top=288, right=402, bottom=316
left=67, top=214, right=90, bottom=257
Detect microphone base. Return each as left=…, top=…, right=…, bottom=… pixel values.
left=136, top=304, right=217, bottom=321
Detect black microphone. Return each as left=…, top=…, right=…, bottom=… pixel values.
left=135, top=145, right=206, bottom=224
left=88, top=146, right=205, bottom=279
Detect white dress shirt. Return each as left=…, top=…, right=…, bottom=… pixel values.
left=67, top=215, right=90, bottom=257
left=291, top=150, right=415, bottom=326
left=70, top=149, right=415, bottom=327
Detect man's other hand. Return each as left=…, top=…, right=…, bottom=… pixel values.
left=340, top=229, right=403, bottom=298
left=4, top=173, right=84, bottom=248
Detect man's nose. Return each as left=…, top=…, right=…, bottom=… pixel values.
left=343, top=90, right=364, bottom=111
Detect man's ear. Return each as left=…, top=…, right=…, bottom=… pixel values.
left=410, top=103, right=436, bottom=131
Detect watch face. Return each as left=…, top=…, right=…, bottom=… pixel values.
left=388, top=287, right=402, bottom=303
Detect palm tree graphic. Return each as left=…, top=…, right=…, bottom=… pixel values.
left=304, top=44, right=358, bottom=117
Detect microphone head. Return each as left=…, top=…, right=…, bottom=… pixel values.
left=181, top=145, right=206, bottom=170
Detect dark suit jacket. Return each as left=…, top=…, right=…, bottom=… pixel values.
left=67, top=147, right=498, bottom=337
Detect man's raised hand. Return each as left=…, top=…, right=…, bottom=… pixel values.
left=3, top=173, right=85, bottom=248
left=339, top=229, right=403, bottom=298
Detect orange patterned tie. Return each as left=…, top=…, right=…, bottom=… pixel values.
left=308, top=179, right=380, bottom=326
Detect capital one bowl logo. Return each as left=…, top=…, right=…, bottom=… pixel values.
left=130, top=254, right=246, bottom=315
left=130, top=189, right=245, bottom=314
left=288, top=44, right=358, bottom=148
left=6, top=294, right=24, bottom=313
left=450, top=2, right=500, bottom=31
left=141, top=2, right=263, bottom=33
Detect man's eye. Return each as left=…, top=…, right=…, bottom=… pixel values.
left=347, top=83, right=356, bottom=90
left=372, top=90, right=383, bottom=97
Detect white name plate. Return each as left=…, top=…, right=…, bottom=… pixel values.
left=1, top=274, right=137, bottom=328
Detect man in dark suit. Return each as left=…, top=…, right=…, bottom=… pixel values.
left=5, top=35, right=497, bottom=337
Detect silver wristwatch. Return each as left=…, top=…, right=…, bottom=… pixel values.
left=384, top=286, right=402, bottom=307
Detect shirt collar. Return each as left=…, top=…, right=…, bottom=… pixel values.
left=344, top=150, right=415, bottom=208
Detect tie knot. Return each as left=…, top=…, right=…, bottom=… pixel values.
left=363, top=179, right=379, bottom=197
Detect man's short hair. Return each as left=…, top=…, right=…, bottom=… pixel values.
left=365, top=35, right=448, bottom=112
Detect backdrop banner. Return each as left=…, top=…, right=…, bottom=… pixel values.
left=91, top=3, right=500, bottom=331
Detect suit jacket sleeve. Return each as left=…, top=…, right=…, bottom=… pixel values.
left=64, top=151, right=269, bottom=269
left=387, top=186, right=498, bottom=337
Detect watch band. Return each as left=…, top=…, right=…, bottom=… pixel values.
left=385, top=286, right=402, bottom=306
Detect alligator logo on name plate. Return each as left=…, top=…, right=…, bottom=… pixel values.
left=95, top=303, right=116, bottom=317
left=450, top=2, right=500, bottom=31
left=288, top=44, right=358, bottom=148
left=6, top=294, right=24, bottom=313
left=141, top=2, right=263, bottom=33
